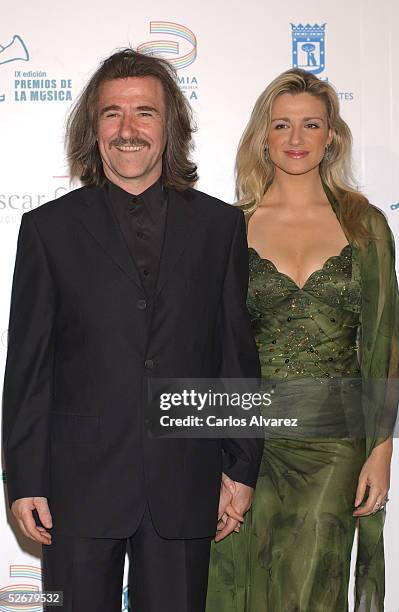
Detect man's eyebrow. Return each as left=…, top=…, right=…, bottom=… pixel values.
left=137, top=105, right=160, bottom=114
left=99, top=104, right=161, bottom=116
left=99, top=104, right=121, bottom=116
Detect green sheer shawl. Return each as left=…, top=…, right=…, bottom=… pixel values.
left=244, top=190, right=399, bottom=611
left=346, top=201, right=399, bottom=611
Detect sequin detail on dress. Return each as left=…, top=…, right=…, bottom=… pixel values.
left=247, top=244, right=361, bottom=380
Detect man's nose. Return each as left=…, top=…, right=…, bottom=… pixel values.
left=119, top=113, right=139, bottom=139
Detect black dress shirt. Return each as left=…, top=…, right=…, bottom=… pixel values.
left=107, top=178, right=167, bottom=297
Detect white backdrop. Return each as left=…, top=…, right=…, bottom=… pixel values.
left=1, top=1, right=399, bottom=610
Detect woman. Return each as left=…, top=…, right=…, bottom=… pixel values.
left=206, top=69, right=399, bottom=611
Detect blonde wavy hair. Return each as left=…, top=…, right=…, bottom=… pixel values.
left=236, top=68, right=372, bottom=245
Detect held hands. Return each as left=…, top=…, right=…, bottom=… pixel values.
left=215, top=472, right=253, bottom=542
left=11, top=497, right=53, bottom=545
left=353, top=438, right=392, bottom=517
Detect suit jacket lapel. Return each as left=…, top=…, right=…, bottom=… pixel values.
left=74, top=186, right=143, bottom=289
left=155, top=188, right=196, bottom=297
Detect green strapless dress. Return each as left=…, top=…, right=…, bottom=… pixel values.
left=206, top=244, right=369, bottom=612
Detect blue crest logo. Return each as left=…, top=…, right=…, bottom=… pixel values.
left=291, top=23, right=326, bottom=75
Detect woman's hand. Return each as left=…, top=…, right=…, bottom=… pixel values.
left=353, top=438, right=393, bottom=517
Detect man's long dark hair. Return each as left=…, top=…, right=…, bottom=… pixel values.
left=66, top=48, right=198, bottom=190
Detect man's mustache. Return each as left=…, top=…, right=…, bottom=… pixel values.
left=109, top=138, right=150, bottom=149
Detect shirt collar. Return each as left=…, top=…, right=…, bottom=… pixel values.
left=107, top=177, right=165, bottom=222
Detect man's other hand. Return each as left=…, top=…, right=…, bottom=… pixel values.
left=11, top=497, right=53, bottom=544
left=215, top=474, right=253, bottom=542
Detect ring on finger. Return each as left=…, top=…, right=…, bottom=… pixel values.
left=373, top=501, right=386, bottom=514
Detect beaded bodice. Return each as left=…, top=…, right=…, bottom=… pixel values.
left=247, top=244, right=362, bottom=379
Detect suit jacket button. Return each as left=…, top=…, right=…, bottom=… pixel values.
left=144, top=359, right=154, bottom=369
left=137, top=299, right=147, bottom=310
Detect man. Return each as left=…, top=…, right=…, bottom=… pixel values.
left=2, top=49, right=262, bottom=611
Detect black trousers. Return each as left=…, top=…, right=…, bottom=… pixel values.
left=42, top=505, right=212, bottom=612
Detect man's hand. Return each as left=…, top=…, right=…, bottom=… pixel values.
left=218, top=472, right=235, bottom=519
left=11, top=497, right=53, bottom=545
left=215, top=473, right=253, bottom=542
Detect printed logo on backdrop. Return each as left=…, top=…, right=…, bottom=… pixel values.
left=291, top=24, right=325, bottom=75
left=0, top=33, right=73, bottom=103
left=290, top=23, right=354, bottom=101
left=0, top=565, right=42, bottom=612
left=0, top=564, right=129, bottom=611
left=0, top=175, right=71, bottom=224
left=0, top=35, right=29, bottom=102
left=390, top=202, right=399, bottom=211
left=1, top=329, right=8, bottom=348
left=138, top=21, right=198, bottom=101
left=122, top=586, right=129, bottom=611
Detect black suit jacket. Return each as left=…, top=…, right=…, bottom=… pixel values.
left=2, top=184, right=262, bottom=538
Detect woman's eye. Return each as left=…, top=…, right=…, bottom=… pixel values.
left=306, top=123, right=319, bottom=128
left=275, top=123, right=288, bottom=129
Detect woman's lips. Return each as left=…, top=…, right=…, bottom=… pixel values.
left=284, top=150, right=309, bottom=159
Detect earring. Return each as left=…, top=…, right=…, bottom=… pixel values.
left=324, top=144, right=331, bottom=161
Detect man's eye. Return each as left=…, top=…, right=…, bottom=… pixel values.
left=139, top=112, right=152, bottom=117
left=105, top=113, right=118, bottom=118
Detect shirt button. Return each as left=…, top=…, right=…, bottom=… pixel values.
left=144, top=359, right=154, bottom=369
left=137, top=231, right=144, bottom=239
left=143, top=270, right=149, bottom=277
left=137, top=299, right=147, bottom=310
left=132, top=196, right=139, bottom=203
